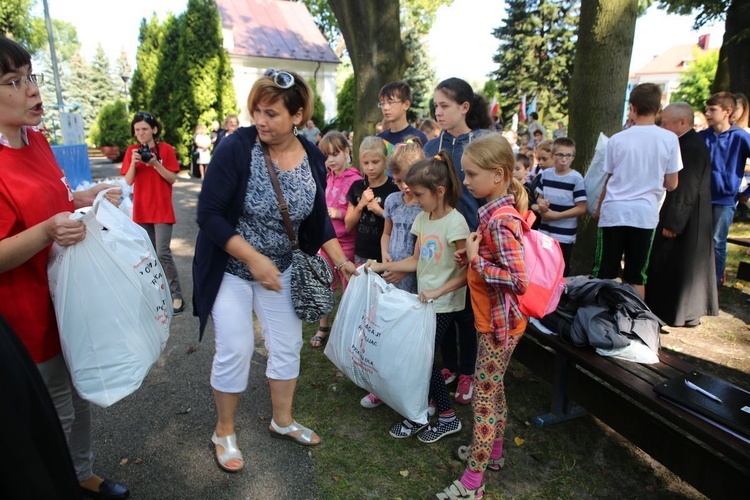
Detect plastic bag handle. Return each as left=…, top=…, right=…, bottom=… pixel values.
left=92, top=188, right=129, bottom=232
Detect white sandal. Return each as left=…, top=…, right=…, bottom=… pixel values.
left=211, top=432, right=244, bottom=472
left=269, top=419, right=320, bottom=446
left=436, top=480, right=485, bottom=499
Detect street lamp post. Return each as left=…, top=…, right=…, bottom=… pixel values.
left=121, top=74, right=131, bottom=116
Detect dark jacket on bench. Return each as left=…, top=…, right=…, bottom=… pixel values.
left=562, top=276, right=663, bottom=353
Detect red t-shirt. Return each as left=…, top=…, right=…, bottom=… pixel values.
left=0, top=130, right=75, bottom=362
left=121, top=142, right=180, bottom=224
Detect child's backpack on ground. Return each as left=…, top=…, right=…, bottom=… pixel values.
left=491, top=206, right=566, bottom=318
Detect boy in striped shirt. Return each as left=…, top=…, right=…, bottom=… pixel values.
left=536, top=137, right=587, bottom=274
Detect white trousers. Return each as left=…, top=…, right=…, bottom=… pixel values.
left=210, top=269, right=302, bottom=393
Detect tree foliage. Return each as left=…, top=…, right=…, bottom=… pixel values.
left=334, top=73, right=355, bottom=132
left=659, top=0, right=750, bottom=97
left=130, top=15, right=162, bottom=114
left=492, top=0, right=579, bottom=127
left=308, top=79, right=327, bottom=128
left=64, top=54, right=99, bottom=135
left=0, top=0, right=42, bottom=52
left=90, top=100, right=130, bottom=150
left=130, top=0, right=237, bottom=163
left=90, top=44, right=119, bottom=105
left=671, top=48, right=719, bottom=109
left=658, top=0, right=732, bottom=28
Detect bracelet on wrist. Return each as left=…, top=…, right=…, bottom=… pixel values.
left=335, top=258, right=350, bottom=271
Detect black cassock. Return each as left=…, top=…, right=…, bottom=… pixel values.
left=646, top=129, right=719, bottom=327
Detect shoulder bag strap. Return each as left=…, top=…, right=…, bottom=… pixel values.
left=259, top=140, right=299, bottom=250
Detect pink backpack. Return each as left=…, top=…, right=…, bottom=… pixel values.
left=490, top=206, right=566, bottom=318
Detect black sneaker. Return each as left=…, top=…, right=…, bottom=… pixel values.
left=389, top=419, right=427, bottom=439
left=417, top=419, right=462, bottom=443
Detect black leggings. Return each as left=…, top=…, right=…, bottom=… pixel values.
left=431, top=312, right=457, bottom=414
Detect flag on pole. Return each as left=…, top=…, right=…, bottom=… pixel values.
left=527, top=95, right=538, bottom=115
left=490, top=95, right=499, bottom=118
left=519, top=95, right=527, bottom=122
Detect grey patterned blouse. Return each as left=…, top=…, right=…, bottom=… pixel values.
left=226, top=142, right=316, bottom=281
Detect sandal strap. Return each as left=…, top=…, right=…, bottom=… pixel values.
left=318, top=326, right=332, bottom=333
left=211, top=432, right=244, bottom=462
left=437, top=480, right=484, bottom=500
left=270, top=419, right=316, bottom=444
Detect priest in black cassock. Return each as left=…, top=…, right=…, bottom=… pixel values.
left=646, top=102, right=719, bottom=327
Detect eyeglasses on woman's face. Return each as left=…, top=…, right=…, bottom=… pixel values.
left=0, top=73, right=43, bottom=91
left=264, top=68, right=295, bottom=89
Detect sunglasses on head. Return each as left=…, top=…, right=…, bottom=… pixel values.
left=135, top=112, right=155, bottom=122
left=264, top=68, right=294, bottom=89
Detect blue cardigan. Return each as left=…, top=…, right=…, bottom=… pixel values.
left=192, top=126, right=336, bottom=338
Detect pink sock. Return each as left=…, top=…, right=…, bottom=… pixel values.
left=490, top=439, right=504, bottom=460
left=460, top=468, right=483, bottom=491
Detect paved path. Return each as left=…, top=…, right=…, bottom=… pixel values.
left=88, top=162, right=317, bottom=500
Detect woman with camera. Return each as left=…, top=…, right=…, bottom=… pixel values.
left=193, top=69, right=357, bottom=473
left=121, top=112, right=185, bottom=314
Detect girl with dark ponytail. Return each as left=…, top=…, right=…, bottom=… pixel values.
left=366, top=150, right=470, bottom=444
left=424, top=78, right=492, bottom=405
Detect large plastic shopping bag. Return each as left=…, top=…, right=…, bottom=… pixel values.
left=325, top=268, right=435, bottom=424
left=584, top=132, right=609, bottom=216
left=48, top=190, right=171, bottom=407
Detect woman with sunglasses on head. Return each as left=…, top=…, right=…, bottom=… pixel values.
left=424, top=77, right=493, bottom=407
left=121, top=112, right=185, bottom=314
left=193, top=68, right=357, bottom=472
left=0, top=36, right=128, bottom=499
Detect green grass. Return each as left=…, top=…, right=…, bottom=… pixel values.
left=725, top=220, right=750, bottom=290
left=293, top=304, right=698, bottom=499
left=288, top=221, right=750, bottom=498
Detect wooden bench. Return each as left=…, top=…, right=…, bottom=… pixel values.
left=727, top=237, right=750, bottom=248
left=514, top=326, right=750, bottom=499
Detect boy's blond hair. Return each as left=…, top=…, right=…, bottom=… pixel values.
left=387, top=137, right=425, bottom=175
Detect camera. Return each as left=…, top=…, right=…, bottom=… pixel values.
left=138, top=143, right=153, bottom=163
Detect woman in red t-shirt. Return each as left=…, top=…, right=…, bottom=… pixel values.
left=0, top=36, right=129, bottom=499
left=121, top=112, right=185, bottom=313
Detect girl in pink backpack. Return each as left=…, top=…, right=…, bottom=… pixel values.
left=437, top=133, right=530, bottom=500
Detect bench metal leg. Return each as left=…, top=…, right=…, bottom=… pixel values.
left=533, top=351, right=585, bottom=426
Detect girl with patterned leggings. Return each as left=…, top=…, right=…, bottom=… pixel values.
left=437, top=133, right=529, bottom=499
left=366, top=150, right=469, bottom=443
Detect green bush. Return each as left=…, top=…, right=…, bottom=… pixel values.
left=308, top=78, right=326, bottom=129
left=91, top=100, right=131, bottom=150
left=333, top=73, right=354, bottom=133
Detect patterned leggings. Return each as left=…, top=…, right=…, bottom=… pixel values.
left=431, top=312, right=457, bottom=413
left=467, top=331, right=522, bottom=472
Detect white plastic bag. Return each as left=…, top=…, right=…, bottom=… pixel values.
left=48, top=190, right=171, bottom=407
left=325, top=268, right=435, bottom=424
left=584, top=132, right=610, bottom=216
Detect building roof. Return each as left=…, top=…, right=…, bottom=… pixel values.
left=634, top=44, right=706, bottom=76
left=217, top=0, right=339, bottom=64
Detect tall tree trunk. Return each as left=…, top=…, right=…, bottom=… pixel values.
left=567, top=0, right=639, bottom=275
left=725, top=0, right=750, bottom=97
left=328, top=0, right=406, bottom=157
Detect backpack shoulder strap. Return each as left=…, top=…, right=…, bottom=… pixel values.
left=492, top=206, right=530, bottom=232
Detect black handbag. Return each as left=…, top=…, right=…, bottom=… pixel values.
left=260, top=141, right=334, bottom=322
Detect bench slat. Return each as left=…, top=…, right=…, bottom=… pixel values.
left=517, top=328, right=750, bottom=493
